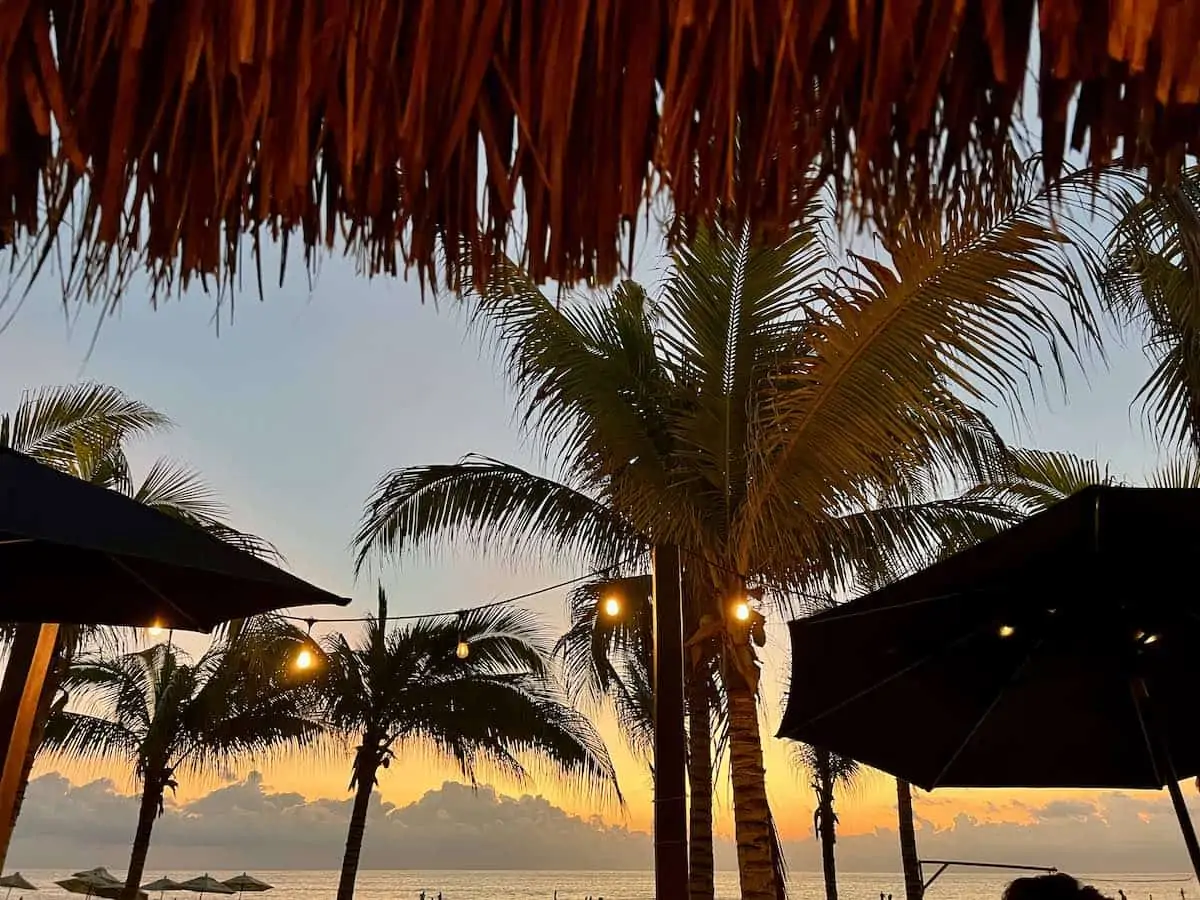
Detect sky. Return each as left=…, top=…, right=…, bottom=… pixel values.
left=0, top=221, right=1187, bottom=873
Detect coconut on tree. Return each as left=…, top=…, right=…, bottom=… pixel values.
left=314, top=589, right=619, bottom=900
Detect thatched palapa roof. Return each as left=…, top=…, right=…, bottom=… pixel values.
left=3, top=2, right=1200, bottom=291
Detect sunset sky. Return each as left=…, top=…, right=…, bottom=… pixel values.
left=1, top=230, right=1187, bottom=871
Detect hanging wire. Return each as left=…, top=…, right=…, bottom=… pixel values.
left=275, top=558, right=641, bottom=627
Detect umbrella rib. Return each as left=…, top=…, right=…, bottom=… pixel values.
left=1130, top=678, right=1166, bottom=787
left=104, top=554, right=202, bottom=630
left=803, top=588, right=994, bottom=623
left=928, top=638, right=1045, bottom=789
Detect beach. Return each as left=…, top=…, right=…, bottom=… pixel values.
left=11, top=870, right=1194, bottom=900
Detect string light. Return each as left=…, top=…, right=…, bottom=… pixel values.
left=147, top=620, right=165, bottom=637
left=998, top=624, right=1016, bottom=638
left=732, top=600, right=752, bottom=622
left=602, top=596, right=622, bottom=618
left=293, top=618, right=317, bottom=672
left=455, top=612, right=470, bottom=660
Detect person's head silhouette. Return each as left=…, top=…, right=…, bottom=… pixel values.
left=1005, top=874, right=1110, bottom=900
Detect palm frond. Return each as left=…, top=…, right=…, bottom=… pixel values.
left=132, top=458, right=280, bottom=560
left=966, top=448, right=1116, bottom=517
left=0, top=383, right=170, bottom=470
left=355, top=456, right=643, bottom=574
left=741, top=160, right=1114, bottom=563
left=1102, top=168, right=1200, bottom=451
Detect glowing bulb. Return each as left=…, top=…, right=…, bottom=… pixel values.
left=147, top=622, right=165, bottom=637
left=1143, top=633, right=1160, bottom=645
left=732, top=600, right=752, bottom=622
left=294, top=648, right=314, bottom=671
left=456, top=640, right=470, bottom=660
left=602, top=596, right=622, bottom=618
left=998, top=624, right=1015, bottom=638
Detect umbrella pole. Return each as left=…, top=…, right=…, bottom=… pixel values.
left=0, top=623, right=58, bottom=866
left=1134, top=678, right=1200, bottom=881
left=1166, top=775, right=1200, bottom=882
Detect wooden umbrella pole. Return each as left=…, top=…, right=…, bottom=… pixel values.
left=0, top=622, right=58, bottom=865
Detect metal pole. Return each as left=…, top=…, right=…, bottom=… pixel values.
left=652, top=544, right=688, bottom=900
left=0, top=622, right=59, bottom=866
left=1133, top=677, right=1200, bottom=882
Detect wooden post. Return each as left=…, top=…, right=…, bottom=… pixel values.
left=0, top=622, right=59, bottom=865
left=652, top=545, right=688, bottom=900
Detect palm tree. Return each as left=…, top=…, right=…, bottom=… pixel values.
left=40, top=617, right=318, bottom=900
left=794, top=744, right=859, bottom=900
left=354, top=159, right=1090, bottom=897
left=555, top=572, right=724, bottom=900
left=0, top=383, right=275, bottom=864
left=317, top=589, right=619, bottom=900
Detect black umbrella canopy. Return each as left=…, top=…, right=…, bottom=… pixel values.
left=0, top=448, right=350, bottom=630
left=778, top=485, right=1200, bottom=791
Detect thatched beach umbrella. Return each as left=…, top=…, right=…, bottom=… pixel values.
left=141, top=879, right=186, bottom=900
left=177, top=876, right=235, bottom=899
left=0, top=872, right=36, bottom=899
left=2, top=3, right=1200, bottom=292
left=219, top=875, right=271, bottom=898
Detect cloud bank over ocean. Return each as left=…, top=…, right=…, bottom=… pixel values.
left=11, top=773, right=1200, bottom=873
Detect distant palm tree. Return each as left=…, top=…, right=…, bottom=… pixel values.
left=794, top=744, right=860, bottom=900
left=41, top=618, right=318, bottom=900
left=316, top=590, right=620, bottom=900
left=0, top=383, right=276, bottom=864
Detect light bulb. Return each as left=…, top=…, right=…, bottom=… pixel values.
left=294, top=648, right=314, bottom=671
left=147, top=620, right=165, bottom=637
left=602, top=596, right=622, bottom=618
left=1143, top=633, right=1160, bottom=645
left=732, top=600, right=751, bottom=622
left=456, top=640, right=470, bottom=660
left=998, top=624, right=1015, bottom=638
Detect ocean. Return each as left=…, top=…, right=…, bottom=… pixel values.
left=14, top=870, right=1196, bottom=900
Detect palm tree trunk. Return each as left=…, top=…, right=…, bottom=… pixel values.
left=814, top=748, right=838, bottom=900
left=336, top=754, right=379, bottom=900
left=122, top=777, right=163, bottom=900
left=727, top=680, right=784, bottom=900
left=686, top=675, right=714, bottom=900
left=896, top=779, right=923, bottom=900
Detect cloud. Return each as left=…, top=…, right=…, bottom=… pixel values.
left=11, top=774, right=1200, bottom=874
left=10, top=773, right=655, bottom=871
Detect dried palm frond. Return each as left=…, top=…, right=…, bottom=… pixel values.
left=2, top=2, right=1197, bottom=295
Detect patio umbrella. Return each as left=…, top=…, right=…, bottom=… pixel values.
left=778, top=485, right=1200, bottom=877
left=142, top=879, right=186, bottom=900
left=177, top=876, right=235, bottom=899
left=0, top=448, right=351, bottom=865
left=0, top=872, right=36, bottom=899
left=0, top=447, right=350, bottom=628
left=219, top=875, right=271, bottom=897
